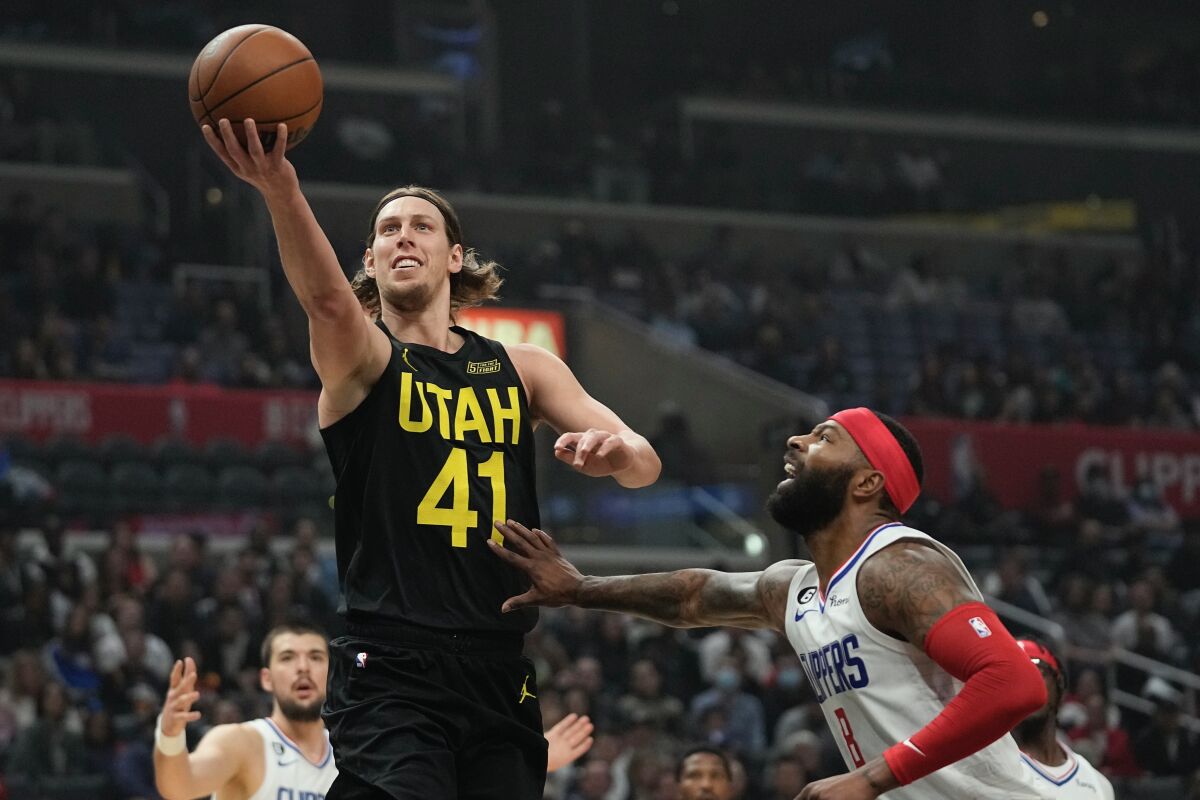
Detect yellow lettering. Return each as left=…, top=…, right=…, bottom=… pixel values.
left=479, top=451, right=506, bottom=543
left=398, top=372, right=432, bottom=433
left=454, top=387, right=491, bottom=443
left=427, top=384, right=452, bottom=439
left=487, top=387, right=521, bottom=445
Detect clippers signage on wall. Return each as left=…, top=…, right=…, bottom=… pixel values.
left=0, top=309, right=567, bottom=447
left=904, top=418, right=1200, bottom=519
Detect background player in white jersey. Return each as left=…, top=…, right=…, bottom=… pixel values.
left=154, top=623, right=336, bottom=800
left=1013, top=639, right=1116, bottom=799
left=489, top=407, right=1052, bottom=799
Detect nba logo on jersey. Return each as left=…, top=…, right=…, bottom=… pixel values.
left=968, top=616, right=992, bottom=638
left=355, top=651, right=368, bottom=668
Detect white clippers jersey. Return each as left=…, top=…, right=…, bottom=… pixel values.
left=1021, top=741, right=1115, bottom=800
left=242, top=718, right=337, bottom=800
left=783, top=522, right=1052, bottom=799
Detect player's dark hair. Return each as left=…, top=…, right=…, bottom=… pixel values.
left=364, top=185, right=503, bottom=317
left=676, top=745, right=733, bottom=781
left=260, top=622, right=328, bottom=667
left=872, top=411, right=924, bottom=518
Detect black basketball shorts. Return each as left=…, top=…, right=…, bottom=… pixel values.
left=323, top=622, right=547, bottom=800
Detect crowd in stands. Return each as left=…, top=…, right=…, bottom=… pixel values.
left=0, top=495, right=1198, bottom=798
left=3, top=194, right=1200, bottom=435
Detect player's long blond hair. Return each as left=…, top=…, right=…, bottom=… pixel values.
left=364, top=186, right=502, bottom=318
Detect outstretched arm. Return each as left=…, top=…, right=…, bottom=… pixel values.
left=506, top=344, right=661, bottom=488
left=154, top=658, right=250, bottom=800
left=489, top=520, right=802, bottom=631
left=799, top=541, right=1047, bottom=799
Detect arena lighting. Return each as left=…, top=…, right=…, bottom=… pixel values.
left=1032, top=10, right=1049, bottom=28
left=204, top=187, right=223, bottom=206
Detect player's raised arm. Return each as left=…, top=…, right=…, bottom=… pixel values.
left=489, top=520, right=802, bottom=630
left=153, top=657, right=251, bottom=800
left=202, top=119, right=387, bottom=399
left=798, top=541, right=1048, bottom=799
left=505, top=344, right=661, bottom=488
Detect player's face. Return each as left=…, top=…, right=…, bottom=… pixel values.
left=261, top=633, right=328, bottom=722
left=767, top=422, right=859, bottom=538
left=365, top=195, right=463, bottom=314
left=677, top=753, right=733, bottom=800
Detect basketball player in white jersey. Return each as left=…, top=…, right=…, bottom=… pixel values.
left=1013, top=640, right=1116, bottom=799
left=154, top=623, right=337, bottom=800
left=489, top=408, right=1053, bottom=799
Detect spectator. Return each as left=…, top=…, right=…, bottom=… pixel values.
left=566, top=758, right=615, bottom=800
left=688, top=657, right=766, bottom=761
left=617, top=659, right=684, bottom=734
left=1077, top=464, right=1130, bottom=526
left=649, top=405, right=714, bottom=486
left=1126, top=478, right=1181, bottom=532
left=981, top=550, right=1052, bottom=619
left=1111, top=580, right=1178, bottom=659
left=199, top=600, right=258, bottom=689
left=145, top=566, right=198, bottom=653
left=96, top=596, right=171, bottom=676
left=196, top=299, right=248, bottom=384
left=1134, top=683, right=1200, bottom=776
left=5, top=682, right=88, bottom=781
left=1067, top=694, right=1141, bottom=779
left=766, top=755, right=808, bottom=800
left=80, top=709, right=117, bottom=799
left=675, top=746, right=734, bottom=800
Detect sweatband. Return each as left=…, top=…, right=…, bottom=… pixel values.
left=830, top=408, right=920, bottom=513
left=1017, top=638, right=1062, bottom=676
left=882, top=603, right=1047, bottom=785
left=155, top=714, right=187, bottom=756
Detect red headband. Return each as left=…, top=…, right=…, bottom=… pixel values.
left=829, top=408, right=920, bottom=514
left=1017, top=639, right=1062, bottom=677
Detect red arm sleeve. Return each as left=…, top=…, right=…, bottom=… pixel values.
left=882, top=602, right=1047, bottom=786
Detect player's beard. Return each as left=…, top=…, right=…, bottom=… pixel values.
left=277, top=694, right=324, bottom=723
left=1013, top=705, right=1053, bottom=744
left=379, top=279, right=436, bottom=314
left=767, top=462, right=856, bottom=539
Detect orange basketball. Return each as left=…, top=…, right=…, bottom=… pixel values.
left=188, top=24, right=323, bottom=151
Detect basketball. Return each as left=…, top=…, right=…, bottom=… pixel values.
left=188, top=24, right=323, bottom=151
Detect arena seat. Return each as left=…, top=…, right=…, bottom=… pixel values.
left=162, top=463, right=214, bottom=512
left=108, top=460, right=163, bottom=513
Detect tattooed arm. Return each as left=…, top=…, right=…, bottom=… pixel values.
left=488, top=520, right=804, bottom=632
left=856, top=540, right=979, bottom=645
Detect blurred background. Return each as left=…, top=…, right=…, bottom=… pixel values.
left=1, top=1, right=1199, bottom=798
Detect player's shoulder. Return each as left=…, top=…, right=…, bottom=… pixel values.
left=758, top=559, right=812, bottom=599
left=762, top=558, right=811, bottom=579
left=504, top=341, right=564, bottom=369
left=197, top=720, right=263, bottom=755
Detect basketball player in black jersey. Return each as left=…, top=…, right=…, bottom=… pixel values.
left=203, top=119, right=661, bottom=799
